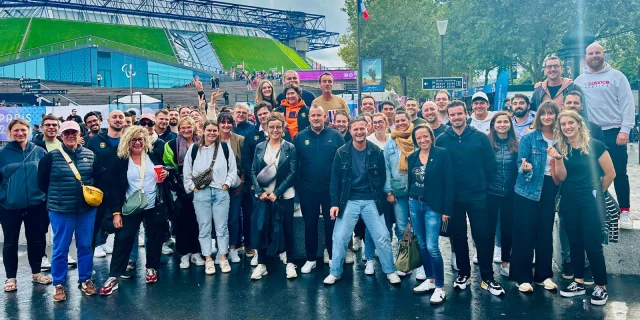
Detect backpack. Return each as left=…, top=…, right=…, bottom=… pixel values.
left=191, top=142, right=230, bottom=172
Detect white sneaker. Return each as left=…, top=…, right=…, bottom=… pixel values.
left=364, top=260, right=375, bottom=275
left=345, top=251, right=355, bottom=264
left=161, top=243, right=174, bottom=255
left=94, top=245, right=107, bottom=258
left=352, top=236, right=362, bottom=251
left=493, top=246, right=502, bottom=263
left=416, top=266, right=426, bottom=281
left=286, top=263, right=297, bottom=279
left=191, top=253, right=205, bottom=266
left=211, top=239, right=218, bottom=254
left=301, top=261, right=316, bottom=274
left=229, top=250, right=241, bottom=263
left=472, top=251, right=478, bottom=264
left=414, top=279, right=436, bottom=293
left=102, top=242, right=113, bottom=254
left=251, top=264, right=268, bottom=280
left=205, top=260, right=216, bottom=275
left=323, top=274, right=340, bottom=285
left=396, top=269, right=411, bottom=277
left=164, top=237, right=175, bottom=247
left=251, top=254, right=259, bottom=267
left=67, top=255, right=77, bottom=267
left=41, top=256, right=51, bottom=270
left=180, top=254, right=191, bottom=269
left=387, top=272, right=401, bottom=284
left=323, top=249, right=330, bottom=264
left=279, top=252, right=287, bottom=265
left=620, top=211, right=633, bottom=230
left=220, top=259, right=231, bottom=273
left=451, top=252, right=458, bottom=271
left=138, top=232, right=145, bottom=247
left=430, top=287, right=446, bottom=304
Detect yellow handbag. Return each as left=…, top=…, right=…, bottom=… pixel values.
left=58, top=147, right=104, bottom=207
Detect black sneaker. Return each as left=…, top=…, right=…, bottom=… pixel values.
left=453, top=275, right=470, bottom=290
left=481, top=280, right=505, bottom=296
left=562, top=261, right=574, bottom=280
left=583, top=267, right=594, bottom=285
left=560, top=281, right=586, bottom=297
left=590, top=286, right=608, bottom=306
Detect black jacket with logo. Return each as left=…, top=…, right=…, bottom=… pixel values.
left=293, top=126, right=345, bottom=193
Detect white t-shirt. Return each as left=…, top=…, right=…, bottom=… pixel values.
left=367, top=133, right=390, bottom=150
left=542, top=135, right=554, bottom=176
left=126, top=155, right=157, bottom=210
left=263, top=143, right=295, bottom=200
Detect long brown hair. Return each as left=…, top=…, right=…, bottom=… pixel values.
left=255, top=80, right=276, bottom=106
left=488, top=111, right=519, bottom=152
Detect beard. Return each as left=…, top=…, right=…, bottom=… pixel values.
left=513, top=108, right=529, bottom=118
left=169, top=120, right=178, bottom=126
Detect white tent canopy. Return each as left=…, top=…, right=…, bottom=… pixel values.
left=116, top=92, right=161, bottom=104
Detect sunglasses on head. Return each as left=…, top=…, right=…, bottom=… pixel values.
left=140, top=120, right=155, bottom=127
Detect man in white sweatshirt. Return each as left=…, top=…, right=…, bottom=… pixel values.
left=468, top=92, right=495, bottom=135
left=574, top=42, right=635, bottom=228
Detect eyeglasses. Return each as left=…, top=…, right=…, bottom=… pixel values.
left=140, top=120, right=155, bottom=127
left=372, top=120, right=386, bottom=125
left=268, top=126, right=283, bottom=131
left=545, top=64, right=561, bottom=70
left=131, top=138, right=145, bottom=144
left=43, top=123, right=58, bottom=127
left=62, top=130, right=78, bottom=136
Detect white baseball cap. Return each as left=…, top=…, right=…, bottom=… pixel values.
left=471, top=92, right=489, bottom=103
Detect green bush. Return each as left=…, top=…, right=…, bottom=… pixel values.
left=208, top=34, right=310, bottom=71
left=23, top=18, right=174, bottom=56
left=0, top=18, right=30, bottom=56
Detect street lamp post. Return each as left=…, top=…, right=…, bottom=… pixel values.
left=436, top=18, right=448, bottom=77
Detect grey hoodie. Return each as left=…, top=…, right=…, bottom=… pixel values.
left=574, top=63, right=635, bottom=134
left=0, top=141, right=47, bottom=210
left=512, top=111, right=536, bottom=139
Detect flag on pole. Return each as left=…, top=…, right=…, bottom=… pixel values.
left=358, top=0, right=370, bottom=21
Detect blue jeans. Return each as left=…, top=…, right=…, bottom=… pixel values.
left=49, top=208, right=97, bottom=285
left=364, top=201, right=393, bottom=261
left=193, top=187, right=230, bottom=257
left=393, top=197, right=409, bottom=241
left=409, top=199, right=444, bottom=287
left=331, top=200, right=395, bottom=276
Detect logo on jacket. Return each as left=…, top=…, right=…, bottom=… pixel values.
left=305, top=140, right=310, bottom=145
left=254, top=135, right=259, bottom=141
left=82, top=158, right=90, bottom=162
left=100, top=142, right=106, bottom=148
left=301, top=113, right=307, bottom=118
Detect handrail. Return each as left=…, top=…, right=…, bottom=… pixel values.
left=0, top=35, right=225, bottom=73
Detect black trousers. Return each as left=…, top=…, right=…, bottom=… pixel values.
left=240, top=189, right=254, bottom=249
left=300, top=191, right=335, bottom=261
left=258, top=198, right=294, bottom=264
left=560, top=189, right=608, bottom=286
left=109, top=207, right=165, bottom=277
left=603, top=128, right=630, bottom=208
left=510, top=176, right=557, bottom=284
left=91, top=204, right=108, bottom=250
left=175, top=196, right=201, bottom=255
left=0, top=203, right=47, bottom=278
left=487, top=193, right=514, bottom=263
left=450, top=198, right=495, bottom=282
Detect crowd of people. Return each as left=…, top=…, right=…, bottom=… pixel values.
left=0, top=42, right=635, bottom=308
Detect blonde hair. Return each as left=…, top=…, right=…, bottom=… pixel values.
left=554, top=110, right=590, bottom=158
left=178, top=117, right=197, bottom=130
left=117, top=125, right=152, bottom=159
left=7, top=118, right=31, bottom=140
left=255, top=80, right=276, bottom=106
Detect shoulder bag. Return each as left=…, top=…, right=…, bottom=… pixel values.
left=256, top=146, right=281, bottom=187
left=58, top=147, right=103, bottom=207
left=122, top=153, right=149, bottom=216
left=192, top=142, right=219, bottom=190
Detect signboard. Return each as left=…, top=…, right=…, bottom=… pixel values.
left=343, top=83, right=357, bottom=91
left=296, top=70, right=357, bottom=82
left=23, top=90, right=68, bottom=95
left=237, top=64, right=244, bottom=69
left=0, top=106, right=46, bottom=141
left=361, top=58, right=383, bottom=92
left=422, top=77, right=464, bottom=90
left=19, top=79, right=40, bottom=85
left=20, top=83, right=41, bottom=90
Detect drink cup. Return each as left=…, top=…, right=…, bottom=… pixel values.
left=154, top=165, right=164, bottom=183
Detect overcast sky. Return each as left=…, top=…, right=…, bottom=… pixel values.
left=234, top=0, right=348, bottom=67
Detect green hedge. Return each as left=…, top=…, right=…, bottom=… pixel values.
left=23, top=18, right=174, bottom=56
left=0, top=18, right=30, bottom=56
left=208, top=34, right=310, bottom=71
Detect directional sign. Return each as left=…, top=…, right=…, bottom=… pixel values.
left=23, top=90, right=68, bottom=95
left=422, top=77, right=464, bottom=90
left=343, top=83, right=357, bottom=91
left=19, top=79, right=40, bottom=85
left=20, top=84, right=41, bottom=90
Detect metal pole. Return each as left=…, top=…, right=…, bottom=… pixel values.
left=440, top=35, right=444, bottom=77
left=356, top=4, right=362, bottom=109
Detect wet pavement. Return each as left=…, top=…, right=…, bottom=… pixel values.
left=1, top=242, right=639, bottom=320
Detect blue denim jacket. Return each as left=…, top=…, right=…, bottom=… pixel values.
left=383, top=138, right=409, bottom=194
left=514, top=130, right=552, bottom=201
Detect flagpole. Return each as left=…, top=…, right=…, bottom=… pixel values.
left=357, top=0, right=362, bottom=110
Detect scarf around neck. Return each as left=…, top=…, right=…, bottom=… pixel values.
left=177, top=133, right=200, bottom=166
left=391, top=123, right=415, bottom=173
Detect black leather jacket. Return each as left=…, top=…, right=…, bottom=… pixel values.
left=487, top=137, right=518, bottom=197
left=250, top=140, right=297, bottom=198
left=330, top=142, right=386, bottom=216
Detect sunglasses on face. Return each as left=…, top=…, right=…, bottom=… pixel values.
left=62, top=130, right=78, bottom=136
left=140, top=120, right=155, bottom=127
left=132, top=138, right=145, bottom=144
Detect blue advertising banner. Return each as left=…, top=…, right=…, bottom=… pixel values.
left=0, top=106, right=46, bottom=141
left=361, top=58, right=384, bottom=92
left=494, top=71, right=510, bottom=111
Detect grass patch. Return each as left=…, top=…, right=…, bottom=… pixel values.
left=23, top=18, right=173, bottom=56
left=0, top=18, right=30, bottom=56
left=275, top=42, right=311, bottom=70
left=208, top=34, right=309, bottom=71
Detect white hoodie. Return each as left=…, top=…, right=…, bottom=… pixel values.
left=469, top=111, right=496, bottom=135
left=574, top=63, right=635, bottom=134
